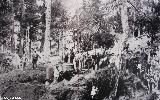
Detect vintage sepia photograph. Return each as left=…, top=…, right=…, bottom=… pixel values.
left=0, top=0, right=160, bottom=100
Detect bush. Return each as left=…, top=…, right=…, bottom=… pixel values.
left=0, top=53, right=16, bottom=74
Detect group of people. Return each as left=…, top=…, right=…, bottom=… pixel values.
left=64, top=49, right=101, bottom=72
left=31, top=48, right=101, bottom=85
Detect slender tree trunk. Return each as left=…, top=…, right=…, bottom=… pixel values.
left=29, top=39, right=31, bottom=59
left=58, top=31, right=63, bottom=59
left=25, top=26, right=30, bottom=63
left=109, top=1, right=129, bottom=98
left=19, top=0, right=25, bottom=57
left=19, top=37, right=23, bottom=57
left=40, top=34, right=45, bottom=52
left=11, top=1, right=15, bottom=53
left=44, top=0, right=52, bottom=62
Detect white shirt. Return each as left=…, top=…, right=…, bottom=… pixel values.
left=54, top=67, right=59, bottom=78
left=91, top=86, right=98, bottom=97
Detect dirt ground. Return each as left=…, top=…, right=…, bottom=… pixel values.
left=0, top=68, right=47, bottom=100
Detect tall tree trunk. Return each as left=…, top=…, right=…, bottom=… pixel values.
left=116, top=2, right=129, bottom=69
left=44, top=0, right=52, bottom=62
left=109, top=1, right=129, bottom=98
left=25, top=26, right=30, bottom=62
left=58, top=32, right=61, bottom=57
left=29, top=36, right=31, bottom=60
left=11, top=1, right=15, bottom=53
left=45, top=0, right=52, bottom=85
left=19, top=0, right=25, bottom=57
left=40, top=33, right=45, bottom=52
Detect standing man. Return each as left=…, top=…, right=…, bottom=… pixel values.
left=64, top=52, right=69, bottom=63
left=91, top=55, right=95, bottom=70
left=70, top=49, right=75, bottom=63
left=32, top=50, right=39, bottom=69
left=95, top=53, right=100, bottom=70
left=73, top=55, right=77, bottom=72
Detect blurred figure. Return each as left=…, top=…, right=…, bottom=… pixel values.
left=64, top=52, right=69, bottom=63
left=73, top=56, right=77, bottom=72
left=85, top=56, right=91, bottom=70
left=81, top=54, right=86, bottom=69
left=73, top=51, right=80, bottom=73
left=91, top=55, right=95, bottom=70
left=78, top=53, right=83, bottom=72
left=70, top=49, right=75, bottom=63
left=32, top=50, right=40, bottom=69
left=95, top=53, right=100, bottom=70
left=91, top=85, right=98, bottom=99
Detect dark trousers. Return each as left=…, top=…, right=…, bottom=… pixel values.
left=32, top=59, right=37, bottom=69
left=70, top=57, right=74, bottom=63
left=64, top=55, right=68, bottom=63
